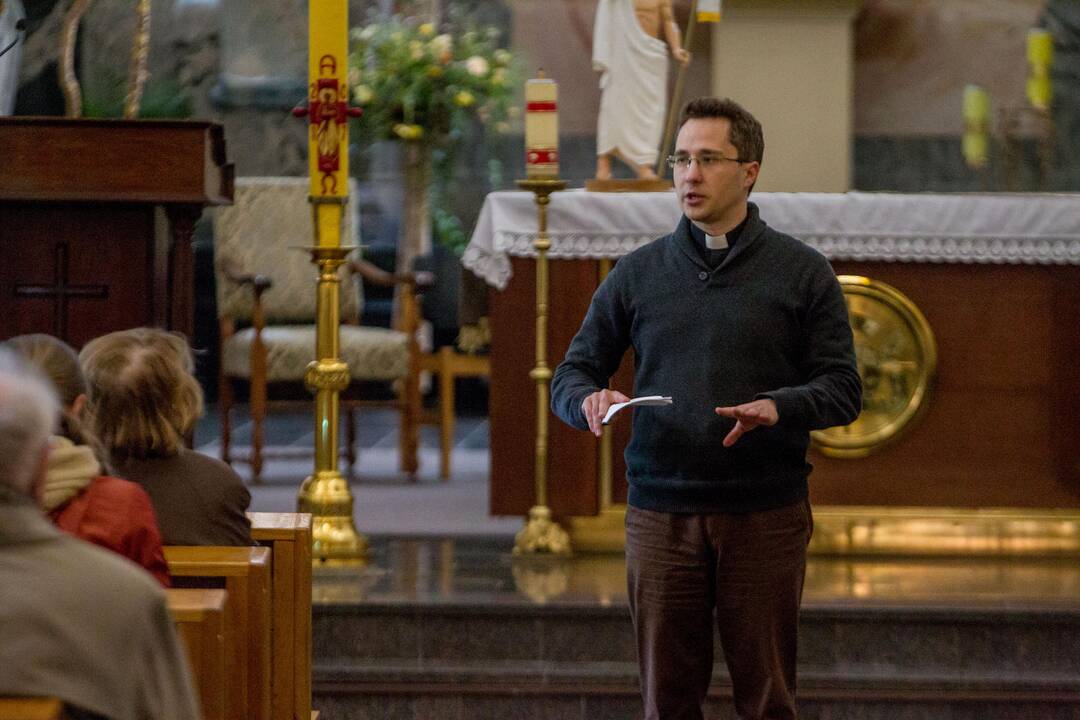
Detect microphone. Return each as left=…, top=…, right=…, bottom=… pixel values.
left=0, top=19, right=26, bottom=60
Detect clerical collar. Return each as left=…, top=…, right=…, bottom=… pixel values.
left=705, top=233, right=728, bottom=249
left=690, top=214, right=748, bottom=252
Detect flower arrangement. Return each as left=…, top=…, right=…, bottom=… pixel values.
left=348, top=15, right=519, bottom=254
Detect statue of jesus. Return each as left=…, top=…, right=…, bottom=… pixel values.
left=593, top=0, right=690, bottom=180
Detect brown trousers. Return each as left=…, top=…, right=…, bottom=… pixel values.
left=625, top=500, right=813, bottom=720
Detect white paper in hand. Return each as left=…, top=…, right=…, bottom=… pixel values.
left=601, top=395, right=673, bottom=425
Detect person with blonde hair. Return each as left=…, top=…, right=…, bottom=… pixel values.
left=3, top=333, right=170, bottom=586
left=80, top=328, right=252, bottom=546
left=0, top=348, right=200, bottom=719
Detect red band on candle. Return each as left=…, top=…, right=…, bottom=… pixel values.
left=526, top=101, right=557, bottom=112
left=526, top=149, right=559, bottom=164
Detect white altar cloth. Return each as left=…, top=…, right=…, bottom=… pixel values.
left=462, top=190, right=1080, bottom=290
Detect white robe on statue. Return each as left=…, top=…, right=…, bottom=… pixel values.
left=593, top=0, right=669, bottom=167
left=0, top=0, right=24, bottom=115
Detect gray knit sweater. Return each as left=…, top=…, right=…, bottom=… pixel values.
left=550, top=204, right=861, bottom=513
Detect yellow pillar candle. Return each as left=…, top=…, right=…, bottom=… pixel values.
left=1027, top=28, right=1053, bottom=69
left=525, top=74, right=559, bottom=178
left=697, top=0, right=722, bottom=23
left=962, top=84, right=989, bottom=169
left=962, top=84, right=989, bottom=124
left=1026, top=28, right=1053, bottom=110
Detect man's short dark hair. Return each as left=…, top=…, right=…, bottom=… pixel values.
left=678, top=97, right=764, bottom=166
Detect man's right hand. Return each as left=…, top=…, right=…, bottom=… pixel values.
left=581, top=389, right=631, bottom=437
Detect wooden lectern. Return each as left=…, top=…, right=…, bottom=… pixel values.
left=0, top=118, right=233, bottom=347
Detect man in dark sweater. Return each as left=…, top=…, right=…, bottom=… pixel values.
left=551, top=98, right=861, bottom=720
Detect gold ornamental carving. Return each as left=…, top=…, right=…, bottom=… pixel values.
left=813, top=275, right=937, bottom=458
left=304, top=360, right=350, bottom=394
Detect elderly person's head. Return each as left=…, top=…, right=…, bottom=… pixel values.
left=0, top=348, right=59, bottom=499
left=79, top=329, right=203, bottom=461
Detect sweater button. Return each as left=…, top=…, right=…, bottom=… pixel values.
left=698, top=271, right=708, bottom=281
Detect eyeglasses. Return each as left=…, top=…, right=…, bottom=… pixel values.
left=666, top=152, right=746, bottom=170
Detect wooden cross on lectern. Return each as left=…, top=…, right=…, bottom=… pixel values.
left=13, top=243, right=108, bottom=341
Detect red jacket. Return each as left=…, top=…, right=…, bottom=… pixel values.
left=49, top=476, right=171, bottom=587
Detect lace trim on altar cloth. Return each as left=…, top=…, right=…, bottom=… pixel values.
left=802, top=232, right=1080, bottom=265
left=463, top=230, right=1080, bottom=288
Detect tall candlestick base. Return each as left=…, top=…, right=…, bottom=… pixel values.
left=296, top=245, right=367, bottom=565
left=514, top=505, right=572, bottom=556
left=299, top=469, right=369, bottom=564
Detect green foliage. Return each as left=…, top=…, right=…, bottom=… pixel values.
left=82, top=74, right=193, bottom=119
left=348, top=14, right=520, bottom=255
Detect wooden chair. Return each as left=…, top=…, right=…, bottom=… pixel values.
left=418, top=345, right=491, bottom=479
left=167, top=588, right=227, bottom=720
left=212, top=177, right=427, bottom=482
left=0, top=699, right=64, bottom=720
left=164, top=546, right=271, bottom=720
left=249, top=512, right=312, bottom=720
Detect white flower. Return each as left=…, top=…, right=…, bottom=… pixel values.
left=430, top=34, right=453, bottom=57
left=465, top=55, right=489, bottom=77
left=359, top=25, right=377, bottom=41
left=352, top=85, right=374, bottom=104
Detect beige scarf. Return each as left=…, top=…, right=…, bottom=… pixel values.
left=43, top=435, right=100, bottom=513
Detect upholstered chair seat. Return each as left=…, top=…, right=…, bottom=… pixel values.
left=221, top=325, right=409, bottom=382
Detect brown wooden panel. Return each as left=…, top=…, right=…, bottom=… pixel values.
left=1051, top=268, right=1080, bottom=493
left=0, top=699, right=63, bottom=720
left=492, top=255, right=1080, bottom=515
left=811, top=262, right=1080, bottom=509
left=0, top=119, right=231, bottom=345
left=0, top=118, right=232, bottom=204
left=0, top=204, right=156, bottom=347
left=249, top=512, right=313, bottom=720
left=169, top=588, right=227, bottom=720
left=165, top=547, right=272, bottom=720
left=490, top=256, right=604, bottom=516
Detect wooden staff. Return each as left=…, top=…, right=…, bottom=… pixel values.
left=656, top=0, right=699, bottom=177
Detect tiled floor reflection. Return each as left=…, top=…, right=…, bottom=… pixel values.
left=313, top=536, right=1080, bottom=610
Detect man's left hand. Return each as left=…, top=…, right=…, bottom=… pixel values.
left=714, top=398, right=778, bottom=447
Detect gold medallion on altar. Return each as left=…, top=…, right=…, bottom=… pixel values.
left=812, top=276, right=936, bottom=458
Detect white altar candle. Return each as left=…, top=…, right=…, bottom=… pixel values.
left=525, top=74, right=559, bottom=178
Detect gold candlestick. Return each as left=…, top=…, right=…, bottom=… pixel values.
left=294, top=0, right=366, bottom=563
left=513, top=177, right=571, bottom=556
left=297, top=242, right=368, bottom=564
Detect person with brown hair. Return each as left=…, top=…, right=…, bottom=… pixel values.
left=80, top=328, right=252, bottom=546
left=3, top=333, right=170, bottom=586
left=553, top=98, right=861, bottom=719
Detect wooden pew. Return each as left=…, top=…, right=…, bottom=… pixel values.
left=167, top=588, right=226, bottom=720
left=0, top=699, right=64, bottom=720
left=249, top=512, right=313, bottom=720
left=165, top=546, right=271, bottom=720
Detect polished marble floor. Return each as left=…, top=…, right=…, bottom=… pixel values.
left=312, top=535, right=1080, bottom=612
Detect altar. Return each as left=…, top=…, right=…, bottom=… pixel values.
left=464, top=190, right=1080, bottom=531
